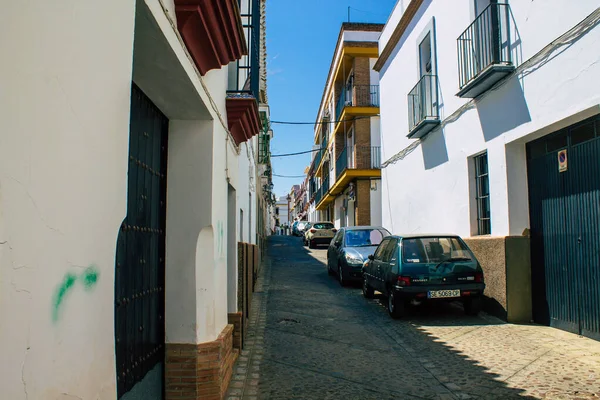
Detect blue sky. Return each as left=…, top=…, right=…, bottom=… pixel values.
left=266, top=0, right=397, bottom=198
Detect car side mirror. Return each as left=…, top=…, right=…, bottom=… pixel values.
left=368, top=254, right=375, bottom=261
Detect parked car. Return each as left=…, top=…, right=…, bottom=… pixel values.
left=305, top=222, right=336, bottom=249
left=302, top=224, right=312, bottom=245
left=327, top=226, right=391, bottom=286
left=291, top=220, right=299, bottom=236
left=362, top=234, right=485, bottom=318
left=296, top=221, right=310, bottom=236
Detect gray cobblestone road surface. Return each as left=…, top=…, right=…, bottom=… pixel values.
left=226, top=236, right=600, bottom=400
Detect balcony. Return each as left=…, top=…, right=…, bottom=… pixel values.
left=174, top=0, right=247, bottom=75
left=407, top=75, right=440, bottom=139
left=225, top=0, right=262, bottom=145
left=313, top=147, right=324, bottom=170
left=335, top=85, right=380, bottom=122
left=313, top=146, right=382, bottom=210
left=457, top=3, right=515, bottom=98
left=336, top=146, right=381, bottom=180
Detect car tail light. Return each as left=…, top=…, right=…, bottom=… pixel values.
left=475, top=272, right=484, bottom=283
left=397, top=276, right=411, bottom=286
left=462, top=291, right=471, bottom=296
left=310, top=229, right=316, bottom=233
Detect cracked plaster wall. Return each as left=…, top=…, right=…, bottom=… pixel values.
left=379, top=0, right=600, bottom=237
left=0, top=0, right=136, bottom=398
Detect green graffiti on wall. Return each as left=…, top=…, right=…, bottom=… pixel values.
left=52, top=265, right=100, bottom=323
left=216, top=220, right=225, bottom=257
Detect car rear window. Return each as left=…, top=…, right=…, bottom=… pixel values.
left=345, top=229, right=388, bottom=247
left=313, top=223, right=334, bottom=229
left=402, top=237, right=473, bottom=263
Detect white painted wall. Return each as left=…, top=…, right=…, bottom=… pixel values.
left=334, top=196, right=343, bottom=228
left=0, top=1, right=136, bottom=398
left=370, top=179, right=383, bottom=227
left=370, top=116, right=381, bottom=147
left=379, top=0, right=600, bottom=238
left=165, top=119, right=214, bottom=344
left=369, top=58, right=379, bottom=87
left=379, top=0, right=408, bottom=50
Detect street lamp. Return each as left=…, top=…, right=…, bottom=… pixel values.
left=286, top=194, right=291, bottom=234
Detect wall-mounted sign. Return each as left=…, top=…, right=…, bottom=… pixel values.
left=558, top=149, right=568, bottom=172
left=347, top=182, right=355, bottom=201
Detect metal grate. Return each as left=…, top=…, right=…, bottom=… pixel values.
left=408, top=75, right=439, bottom=132
left=474, top=152, right=491, bottom=235
left=115, top=84, right=168, bottom=398
left=229, top=0, right=261, bottom=98
left=527, top=115, right=600, bottom=340
left=336, top=85, right=380, bottom=120
left=457, top=3, right=513, bottom=89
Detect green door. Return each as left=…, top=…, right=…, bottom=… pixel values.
left=115, top=84, right=168, bottom=398
left=527, top=115, right=600, bottom=341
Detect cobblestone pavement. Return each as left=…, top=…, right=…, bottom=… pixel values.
left=226, top=235, right=600, bottom=400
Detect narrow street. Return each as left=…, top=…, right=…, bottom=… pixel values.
left=227, top=236, right=600, bottom=400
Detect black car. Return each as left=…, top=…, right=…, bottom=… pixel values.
left=362, top=234, right=485, bottom=318
left=327, top=226, right=391, bottom=286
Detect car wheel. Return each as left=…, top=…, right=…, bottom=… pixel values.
left=362, top=276, right=374, bottom=298
left=327, top=260, right=334, bottom=276
left=309, top=240, right=315, bottom=249
left=387, top=290, right=405, bottom=319
left=338, top=264, right=348, bottom=287
left=464, top=296, right=483, bottom=316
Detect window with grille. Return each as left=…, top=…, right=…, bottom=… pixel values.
left=258, top=134, right=270, bottom=164
left=474, top=153, right=491, bottom=235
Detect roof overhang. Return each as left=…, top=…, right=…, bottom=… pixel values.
left=226, top=95, right=262, bottom=145
left=175, top=0, right=247, bottom=75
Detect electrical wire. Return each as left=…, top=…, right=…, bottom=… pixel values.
left=273, top=173, right=307, bottom=178
left=271, top=149, right=321, bottom=157
left=268, top=115, right=380, bottom=157
left=270, top=115, right=377, bottom=125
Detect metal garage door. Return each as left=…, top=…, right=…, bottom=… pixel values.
left=527, top=114, right=600, bottom=341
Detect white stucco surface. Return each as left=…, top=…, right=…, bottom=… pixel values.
left=379, top=0, right=600, bottom=238
left=0, top=1, right=137, bottom=398
left=370, top=180, right=383, bottom=227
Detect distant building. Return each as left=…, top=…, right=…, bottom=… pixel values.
left=274, top=196, right=290, bottom=232
left=307, top=23, right=384, bottom=227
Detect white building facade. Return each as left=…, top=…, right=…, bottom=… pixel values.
left=0, top=0, right=272, bottom=399
left=377, top=0, right=600, bottom=337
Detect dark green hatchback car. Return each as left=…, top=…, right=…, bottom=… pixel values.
left=361, top=234, right=485, bottom=319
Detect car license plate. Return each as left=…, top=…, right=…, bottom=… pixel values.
left=428, top=289, right=460, bottom=299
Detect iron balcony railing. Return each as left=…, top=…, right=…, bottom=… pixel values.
left=336, top=146, right=381, bottom=179
left=228, top=0, right=260, bottom=98
left=315, top=185, right=323, bottom=205
left=408, top=75, right=439, bottom=133
left=336, top=85, right=380, bottom=120
left=457, top=3, right=513, bottom=90
left=312, top=147, right=325, bottom=171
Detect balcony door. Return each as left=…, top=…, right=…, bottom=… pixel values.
left=473, top=0, right=500, bottom=72
left=418, top=31, right=436, bottom=119
left=345, top=72, right=354, bottom=106
left=346, top=126, right=355, bottom=169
